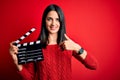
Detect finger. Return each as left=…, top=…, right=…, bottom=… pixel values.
left=59, top=41, right=65, bottom=50
left=10, top=46, right=17, bottom=52
left=10, top=42, right=18, bottom=54
left=59, top=41, right=64, bottom=46
left=64, top=34, right=71, bottom=40
left=10, top=41, right=15, bottom=47
left=10, top=42, right=13, bottom=47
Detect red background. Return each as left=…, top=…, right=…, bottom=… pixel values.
left=0, top=0, right=120, bottom=80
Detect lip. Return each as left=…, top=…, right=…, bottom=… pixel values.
left=50, top=26, right=57, bottom=30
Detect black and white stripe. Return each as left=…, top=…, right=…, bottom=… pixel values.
left=14, top=28, right=36, bottom=45
left=17, top=40, right=44, bottom=64
left=16, top=40, right=41, bottom=47
left=13, top=28, right=44, bottom=64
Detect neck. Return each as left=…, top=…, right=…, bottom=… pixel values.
left=48, top=33, right=58, bottom=45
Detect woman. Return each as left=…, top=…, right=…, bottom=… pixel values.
left=9, top=4, right=97, bottom=80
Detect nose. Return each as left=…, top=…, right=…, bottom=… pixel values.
left=51, top=20, right=56, bottom=26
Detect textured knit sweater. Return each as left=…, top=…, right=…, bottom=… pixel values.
left=18, top=44, right=97, bottom=80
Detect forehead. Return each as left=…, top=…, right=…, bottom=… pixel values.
left=46, top=11, right=59, bottom=18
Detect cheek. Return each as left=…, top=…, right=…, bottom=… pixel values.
left=58, top=23, right=60, bottom=27
left=57, top=22, right=60, bottom=28
left=57, top=26, right=60, bottom=32
left=45, top=22, right=51, bottom=28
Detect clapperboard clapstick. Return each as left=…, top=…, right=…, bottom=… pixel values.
left=13, top=28, right=44, bottom=64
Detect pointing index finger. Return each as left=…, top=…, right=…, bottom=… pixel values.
left=64, top=34, right=70, bottom=40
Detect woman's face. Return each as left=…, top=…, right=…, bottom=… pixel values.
left=45, top=11, right=60, bottom=34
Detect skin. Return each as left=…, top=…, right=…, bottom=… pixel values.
left=45, top=11, right=60, bottom=45
left=9, top=11, right=87, bottom=71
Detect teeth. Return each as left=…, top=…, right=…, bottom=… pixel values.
left=51, top=27, right=56, bottom=30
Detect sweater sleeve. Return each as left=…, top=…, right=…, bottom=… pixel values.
left=17, top=63, right=35, bottom=80
left=72, top=52, right=98, bottom=70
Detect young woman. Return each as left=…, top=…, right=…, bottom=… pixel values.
left=9, top=4, right=97, bottom=80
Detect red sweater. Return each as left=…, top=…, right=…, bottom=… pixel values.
left=18, top=44, right=97, bottom=80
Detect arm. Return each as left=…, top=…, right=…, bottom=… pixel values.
left=60, top=34, right=97, bottom=70
left=70, top=43, right=97, bottom=70
left=9, top=42, right=35, bottom=80
left=72, top=50, right=97, bottom=70
left=17, top=63, right=36, bottom=80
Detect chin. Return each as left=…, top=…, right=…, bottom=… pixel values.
left=49, top=31, right=58, bottom=34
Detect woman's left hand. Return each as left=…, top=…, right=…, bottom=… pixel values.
left=60, top=34, right=81, bottom=53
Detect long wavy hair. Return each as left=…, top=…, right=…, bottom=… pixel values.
left=38, top=4, right=66, bottom=48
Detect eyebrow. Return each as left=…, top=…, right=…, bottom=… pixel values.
left=47, top=16, right=59, bottom=18
left=46, top=17, right=59, bottom=20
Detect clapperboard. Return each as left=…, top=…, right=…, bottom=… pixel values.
left=13, top=28, right=44, bottom=64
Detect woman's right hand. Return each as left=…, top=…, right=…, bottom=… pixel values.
left=9, top=41, right=23, bottom=71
